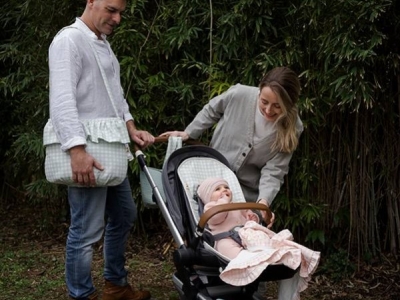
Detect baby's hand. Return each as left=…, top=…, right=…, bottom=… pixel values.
left=216, top=195, right=231, bottom=205
left=246, top=210, right=260, bottom=223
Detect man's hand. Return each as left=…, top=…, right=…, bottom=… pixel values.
left=126, top=120, right=155, bottom=149
left=69, top=145, right=103, bottom=187
left=130, top=130, right=155, bottom=149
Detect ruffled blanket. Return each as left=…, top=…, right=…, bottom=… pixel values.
left=219, top=221, right=320, bottom=299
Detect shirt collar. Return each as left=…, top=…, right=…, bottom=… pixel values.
left=75, top=17, right=107, bottom=41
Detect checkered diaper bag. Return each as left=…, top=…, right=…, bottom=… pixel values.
left=43, top=118, right=131, bottom=187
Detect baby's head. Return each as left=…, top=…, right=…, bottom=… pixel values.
left=197, top=177, right=232, bottom=204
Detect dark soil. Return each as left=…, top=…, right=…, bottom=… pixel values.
left=1, top=204, right=399, bottom=300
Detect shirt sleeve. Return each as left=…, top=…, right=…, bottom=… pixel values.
left=258, top=151, right=293, bottom=206
left=121, top=91, right=133, bottom=122
left=115, top=57, right=133, bottom=122
left=185, top=85, right=238, bottom=139
left=49, top=33, right=86, bottom=151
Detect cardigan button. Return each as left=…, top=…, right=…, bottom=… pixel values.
left=242, top=153, right=246, bottom=157
left=248, top=144, right=252, bottom=148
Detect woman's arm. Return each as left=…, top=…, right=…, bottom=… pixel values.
left=258, top=151, right=293, bottom=206
left=184, top=85, right=240, bottom=139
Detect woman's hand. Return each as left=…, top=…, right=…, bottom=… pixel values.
left=257, top=199, right=275, bottom=228
left=159, top=131, right=190, bottom=141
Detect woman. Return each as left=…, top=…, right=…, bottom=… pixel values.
left=162, top=66, right=303, bottom=216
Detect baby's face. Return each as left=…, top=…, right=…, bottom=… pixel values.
left=210, top=184, right=232, bottom=202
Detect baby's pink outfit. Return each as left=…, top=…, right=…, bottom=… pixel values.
left=198, top=177, right=319, bottom=299
left=204, top=196, right=259, bottom=259
left=219, top=221, right=320, bottom=300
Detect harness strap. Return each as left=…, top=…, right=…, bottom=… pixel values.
left=212, top=225, right=244, bottom=247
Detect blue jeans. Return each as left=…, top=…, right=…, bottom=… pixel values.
left=66, top=178, right=137, bottom=299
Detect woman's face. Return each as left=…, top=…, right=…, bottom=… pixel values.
left=210, top=184, right=232, bottom=202
left=258, top=86, right=283, bottom=122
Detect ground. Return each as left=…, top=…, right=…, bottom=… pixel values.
left=0, top=205, right=399, bottom=300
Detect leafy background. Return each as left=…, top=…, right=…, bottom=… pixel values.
left=1, top=0, right=399, bottom=264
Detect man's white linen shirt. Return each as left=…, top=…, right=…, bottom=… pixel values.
left=49, top=18, right=133, bottom=151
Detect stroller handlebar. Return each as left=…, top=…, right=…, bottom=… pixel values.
left=133, top=136, right=202, bottom=152
left=197, top=202, right=273, bottom=230
left=153, top=135, right=203, bottom=145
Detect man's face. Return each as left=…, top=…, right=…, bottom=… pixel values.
left=90, top=0, right=126, bottom=37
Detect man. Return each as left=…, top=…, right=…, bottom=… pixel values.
left=48, top=0, right=153, bottom=299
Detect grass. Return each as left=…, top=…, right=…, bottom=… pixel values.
left=0, top=238, right=181, bottom=300
left=1, top=205, right=399, bottom=300
left=0, top=244, right=65, bottom=300
left=0, top=214, right=181, bottom=300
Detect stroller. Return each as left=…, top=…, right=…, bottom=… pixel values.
left=136, top=142, right=297, bottom=300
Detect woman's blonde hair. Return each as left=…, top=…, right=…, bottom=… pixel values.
left=259, top=67, right=300, bottom=153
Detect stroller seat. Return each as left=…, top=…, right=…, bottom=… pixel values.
left=176, top=148, right=299, bottom=271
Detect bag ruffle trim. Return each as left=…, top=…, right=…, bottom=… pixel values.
left=43, top=118, right=130, bottom=146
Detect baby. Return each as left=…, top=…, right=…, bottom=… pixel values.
left=197, top=177, right=262, bottom=259
left=197, top=177, right=321, bottom=300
